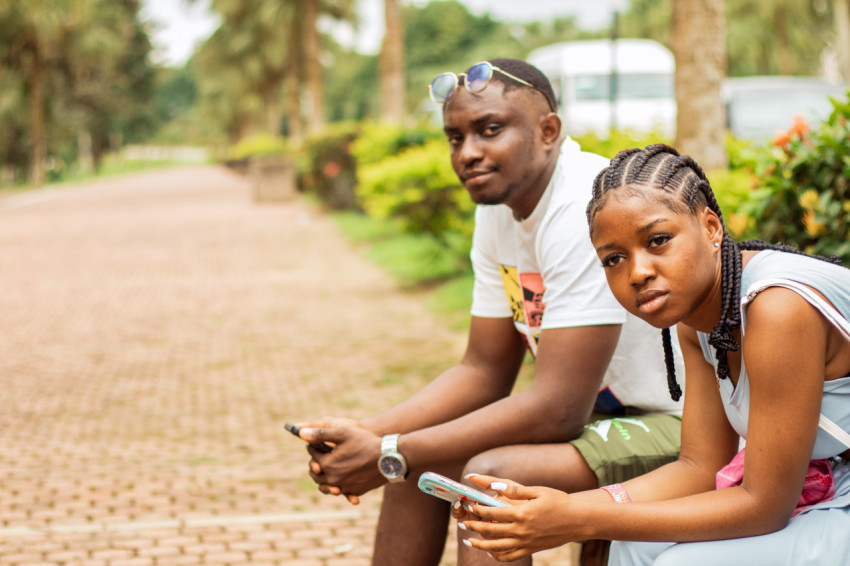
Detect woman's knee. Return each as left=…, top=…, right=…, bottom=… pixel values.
left=608, top=540, right=673, bottom=566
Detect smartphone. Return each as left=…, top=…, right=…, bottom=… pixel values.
left=418, top=471, right=509, bottom=508
left=284, top=422, right=333, bottom=453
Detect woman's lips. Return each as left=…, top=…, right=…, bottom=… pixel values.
left=635, top=289, right=668, bottom=315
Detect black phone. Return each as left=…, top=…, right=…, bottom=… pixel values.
left=284, top=422, right=333, bottom=453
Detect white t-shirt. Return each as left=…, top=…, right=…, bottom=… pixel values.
left=470, top=137, right=683, bottom=415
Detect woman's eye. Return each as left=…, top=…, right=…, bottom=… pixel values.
left=648, top=233, right=671, bottom=248
left=447, top=135, right=462, bottom=146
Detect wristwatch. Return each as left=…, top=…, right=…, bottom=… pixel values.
left=377, top=434, right=408, bottom=482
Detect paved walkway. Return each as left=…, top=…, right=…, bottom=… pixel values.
left=0, top=166, right=577, bottom=566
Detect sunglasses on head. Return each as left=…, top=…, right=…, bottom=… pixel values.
left=428, top=61, right=555, bottom=111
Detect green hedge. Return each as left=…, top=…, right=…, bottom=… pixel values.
left=296, top=94, right=850, bottom=287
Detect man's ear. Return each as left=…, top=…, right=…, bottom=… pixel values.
left=539, top=112, right=561, bottom=148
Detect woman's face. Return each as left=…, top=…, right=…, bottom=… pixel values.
left=590, top=190, right=724, bottom=331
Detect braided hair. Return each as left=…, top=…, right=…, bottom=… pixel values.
left=586, top=144, right=841, bottom=401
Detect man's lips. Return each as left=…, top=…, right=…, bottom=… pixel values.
left=462, top=169, right=494, bottom=182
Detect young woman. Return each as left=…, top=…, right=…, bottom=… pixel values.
left=454, top=144, right=850, bottom=565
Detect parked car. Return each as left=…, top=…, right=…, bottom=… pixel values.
left=723, top=76, right=848, bottom=141
left=527, top=39, right=676, bottom=137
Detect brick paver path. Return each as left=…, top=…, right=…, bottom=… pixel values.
left=0, top=166, right=577, bottom=566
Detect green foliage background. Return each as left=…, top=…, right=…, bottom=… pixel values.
left=3, top=0, right=849, bottom=274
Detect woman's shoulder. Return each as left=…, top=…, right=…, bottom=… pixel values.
left=742, top=250, right=850, bottom=295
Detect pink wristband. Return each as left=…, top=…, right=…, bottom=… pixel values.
left=601, top=483, right=632, bottom=503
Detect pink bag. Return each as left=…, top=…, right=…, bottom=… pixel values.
left=716, top=447, right=835, bottom=516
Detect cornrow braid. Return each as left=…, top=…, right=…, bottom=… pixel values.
left=586, top=143, right=840, bottom=400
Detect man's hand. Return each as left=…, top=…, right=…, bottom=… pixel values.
left=299, top=421, right=386, bottom=504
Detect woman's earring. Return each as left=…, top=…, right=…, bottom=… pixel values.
left=714, top=242, right=720, bottom=248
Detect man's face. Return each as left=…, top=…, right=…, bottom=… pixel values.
left=442, top=82, right=549, bottom=210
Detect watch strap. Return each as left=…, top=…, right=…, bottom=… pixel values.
left=381, top=433, right=401, bottom=454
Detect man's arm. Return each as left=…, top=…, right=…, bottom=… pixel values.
left=396, top=321, right=620, bottom=470
left=303, top=318, right=620, bottom=496
left=361, top=316, right=528, bottom=435
left=299, top=315, right=526, bottom=497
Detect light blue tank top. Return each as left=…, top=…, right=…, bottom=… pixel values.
left=697, top=250, right=850, bottom=459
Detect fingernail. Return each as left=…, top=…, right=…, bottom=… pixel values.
left=464, top=473, right=479, bottom=480
left=300, top=428, right=315, bottom=436
left=462, top=539, right=472, bottom=547
left=458, top=522, right=467, bottom=530
left=462, top=502, right=474, bottom=512
left=488, top=553, right=494, bottom=559
left=452, top=500, right=461, bottom=510
left=490, top=482, right=508, bottom=491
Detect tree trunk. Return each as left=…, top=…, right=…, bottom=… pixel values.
left=836, top=0, right=850, bottom=80
left=28, top=44, right=46, bottom=186
left=285, top=4, right=303, bottom=144
left=78, top=130, right=94, bottom=174
left=379, top=0, right=406, bottom=124
left=303, top=0, right=324, bottom=133
left=672, top=0, right=727, bottom=170
left=774, top=2, right=792, bottom=75
left=265, top=82, right=282, bottom=136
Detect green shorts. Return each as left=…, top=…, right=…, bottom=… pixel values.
left=570, top=413, right=682, bottom=486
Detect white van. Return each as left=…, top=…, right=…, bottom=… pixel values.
left=723, top=76, right=847, bottom=141
left=527, top=39, right=676, bottom=137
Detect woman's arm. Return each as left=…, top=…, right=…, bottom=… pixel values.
left=605, top=324, right=740, bottom=503
left=461, top=295, right=829, bottom=559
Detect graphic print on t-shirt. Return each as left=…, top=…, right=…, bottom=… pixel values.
left=499, top=265, right=545, bottom=354
left=499, top=265, right=525, bottom=324
left=520, top=273, right=545, bottom=328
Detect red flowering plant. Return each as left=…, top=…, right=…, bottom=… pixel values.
left=737, top=90, right=850, bottom=264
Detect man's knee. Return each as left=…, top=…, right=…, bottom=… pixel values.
left=461, top=447, right=518, bottom=482
left=460, top=443, right=595, bottom=490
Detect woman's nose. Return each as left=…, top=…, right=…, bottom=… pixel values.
left=629, top=251, right=656, bottom=286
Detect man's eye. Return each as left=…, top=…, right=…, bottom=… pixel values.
left=482, top=124, right=502, bottom=136
left=447, top=135, right=462, bottom=146
left=601, top=254, right=623, bottom=268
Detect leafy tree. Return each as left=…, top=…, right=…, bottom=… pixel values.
left=0, top=0, right=155, bottom=185
left=154, top=66, right=198, bottom=125
left=621, top=0, right=835, bottom=77
left=195, top=0, right=356, bottom=144
left=403, top=0, right=526, bottom=116
left=324, top=50, right=378, bottom=122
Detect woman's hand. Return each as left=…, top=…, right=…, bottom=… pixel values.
left=457, top=474, right=585, bottom=562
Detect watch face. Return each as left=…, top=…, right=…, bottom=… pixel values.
left=379, top=455, right=404, bottom=478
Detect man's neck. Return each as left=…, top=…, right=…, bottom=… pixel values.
left=510, top=150, right=559, bottom=221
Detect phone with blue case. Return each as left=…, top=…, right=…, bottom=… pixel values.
left=418, top=471, right=509, bottom=508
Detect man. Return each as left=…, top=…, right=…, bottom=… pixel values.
left=296, top=58, right=683, bottom=566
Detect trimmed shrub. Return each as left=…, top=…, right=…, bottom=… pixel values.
left=737, top=91, right=850, bottom=263
left=299, top=122, right=360, bottom=210
left=357, top=138, right=473, bottom=267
